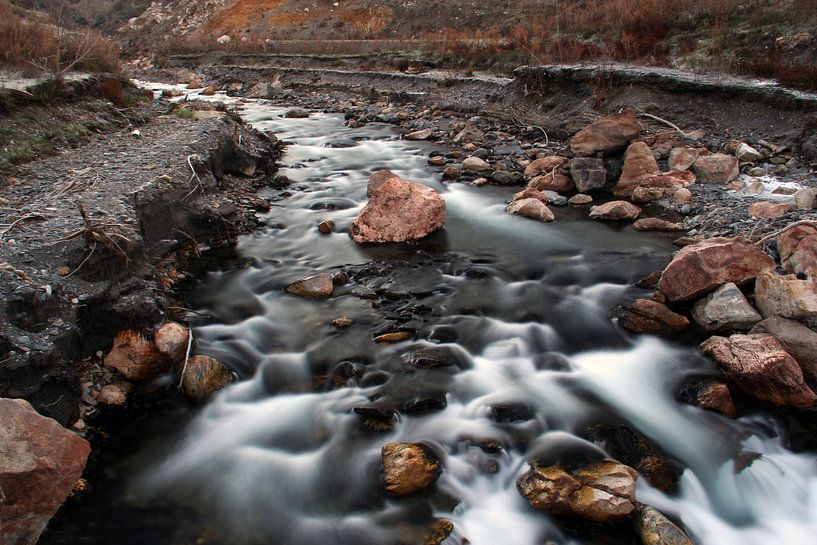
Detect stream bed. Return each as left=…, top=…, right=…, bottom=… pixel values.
left=42, top=88, right=817, bottom=545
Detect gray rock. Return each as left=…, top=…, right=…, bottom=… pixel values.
left=569, top=157, right=607, bottom=193
left=691, top=283, right=762, bottom=332
left=490, top=170, right=518, bottom=186
left=542, top=190, right=568, bottom=206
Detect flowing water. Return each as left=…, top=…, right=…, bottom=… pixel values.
left=45, top=86, right=817, bottom=545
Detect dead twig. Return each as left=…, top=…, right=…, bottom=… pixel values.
left=182, top=154, right=206, bottom=200
left=635, top=109, right=687, bottom=137
left=0, top=213, right=45, bottom=239
left=59, top=203, right=132, bottom=265
left=755, top=220, right=817, bottom=246
left=178, top=325, right=194, bottom=390
left=65, top=241, right=96, bottom=278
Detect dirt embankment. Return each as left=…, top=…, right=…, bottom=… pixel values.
left=0, top=86, right=282, bottom=427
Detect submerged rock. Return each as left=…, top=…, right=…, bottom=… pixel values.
left=657, top=237, right=775, bottom=302
left=181, top=355, right=233, bottom=402
left=104, top=329, right=170, bottom=380
left=569, top=111, right=640, bottom=157
left=382, top=442, right=441, bottom=496
left=699, top=333, right=817, bottom=408
left=0, top=398, right=91, bottom=545
left=517, top=461, right=638, bottom=522
left=350, top=178, right=446, bottom=243
left=635, top=506, right=695, bottom=545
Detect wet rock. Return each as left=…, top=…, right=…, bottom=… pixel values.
left=633, top=218, right=685, bottom=232
left=527, top=172, right=574, bottom=193
left=508, top=198, right=555, bottom=222
left=616, top=299, right=690, bottom=335
left=657, top=237, right=775, bottom=302
left=350, top=178, right=446, bottom=243
left=751, top=316, right=817, bottom=383
left=332, top=316, right=354, bottom=328
left=512, top=188, right=549, bottom=205
left=691, top=283, right=762, bottom=332
left=569, top=194, right=594, bottom=205
left=421, top=519, right=455, bottom=545
left=668, top=146, right=704, bottom=171
left=104, top=329, right=170, bottom=380
left=748, top=201, right=794, bottom=219
left=286, top=273, right=335, bottom=298
left=490, top=170, right=518, bottom=185
left=442, top=166, right=460, bottom=180
left=589, top=201, right=641, bottom=221
left=154, top=321, right=189, bottom=363
left=181, top=355, right=233, bottom=402
left=285, top=109, right=310, bottom=119
left=569, top=111, right=640, bottom=157
left=374, top=331, right=415, bottom=343
left=635, top=506, right=695, bottom=545
left=524, top=155, right=569, bottom=178
left=382, top=442, right=441, bottom=496
left=428, top=156, right=446, bottom=166
left=754, top=273, right=817, bottom=319
left=453, top=125, right=484, bottom=144
left=97, top=381, right=134, bottom=406
left=401, top=345, right=469, bottom=369
left=778, top=225, right=817, bottom=278
left=517, top=461, right=638, bottom=522
left=318, top=219, right=335, bottom=234
left=736, top=143, right=764, bottom=162
left=569, top=157, right=606, bottom=193
left=699, top=334, right=817, bottom=408
left=693, top=153, right=739, bottom=183
left=694, top=382, right=738, bottom=417
left=405, top=128, right=433, bottom=140
left=462, top=156, right=492, bottom=172
left=614, top=142, right=660, bottom=197
left=0, top=398, right=91, bottom=545
left=368, top=169, right=398, bottom=197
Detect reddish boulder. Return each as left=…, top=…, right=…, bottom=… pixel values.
left=382, top=442, right=441, bottom=496
left=694, top=382, right=738, bottom=417
left=699, top=334, right=817, bottom=408
left=350, top=178, right=446, bottom=243
left=668, top=146, right=705, bottom=171
left=527, top=171, right=575, bottom=193
left=748, top=201, right=794, bottom=219
left=614, top=142, right=660, bottom=197
left=633, top=218, right=685, bottom=232
left=524, top=155, right=568, bottom=178
left=154, top=322, right=189, bottom=363
left=625, top=171, right=697, bottom=202
left=97, top=382, right=134, bottom=406
left=517, top=461, right=638, bottom=523
left=616, top=299, right=690, bottom=334
left=104, top=329, right=170, bottom=380
left=181, top=355, right=233, bottom=402
left=657, top=237, right=776, bottom=302
left=752, top=316, right=817, bottom=383
left=0, top=398, right=91, bottom=545
left=778, top=225, right=817, bottom=278
left=508, top=198, right=555, bottom=222
left=694, top=153, right=739, bottom=183
left=367, top=169, right=398, bottom=197
left=754, top=272, right=817, bottom=319
left=589, top=201, right=642, bottom=221
left=570, top=111, right=641, bottom=157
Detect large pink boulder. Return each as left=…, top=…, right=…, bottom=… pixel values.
left=350, top=178, right=446, bottom=243
left=570, top=111, right=641, bottom=157
left=700, top=334, right=817, bottom=408
left=778, top=225, right=817, bottom=278
left=657, top=237, right=776, bottom=302
left=694, top=153, right=739, bottom=183
left=0, top=398, right=91, bottom=545
left=613, top=142, right=660, bottom=197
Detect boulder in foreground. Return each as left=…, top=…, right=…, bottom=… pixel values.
left=350, top=178, right=446, bottom=243
left=570, top=111, right=641, bottom=157
left=181, top=355, right=234, bottom=402
left=0, top=398, right=91, bottom=545
left=382, top=442, right=441, bottom=496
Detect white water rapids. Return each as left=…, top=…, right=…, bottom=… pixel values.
left=125, top=83, right=817, bottom=545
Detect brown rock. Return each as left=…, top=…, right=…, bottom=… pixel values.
left=453, top=125, right=484, bottom=144
left=524, top=155, right=569, bottom=178
left=527, top=172, right=575, bottom=193
left=569, top=194, right=594, bottom=205
left=318, top=219, right=335, bottom=234
left=462, top=156, right=492, bottom=172
left=672, top=188, right=693, bottom=203
left=635, top=506, right=695, bottom=545
left=374, top=331, right=415, bottom=343
left=0, top=398, right=91, bottom=545
left=695, top=382, right=738, bottom=417
left=778, top=225, right=817, bottom=278
left=589, top=201, right=642, bottom=221
left=332, top=316, right=354, bottom=329
left=508, top=198, right=555, bottom=222
left=442, top=166, right=460, bottom=180
left=699, top=334, right=817, bottom=408
left=428, top=156, right=446, bottom=166
left=569, top=111, right=641, bottom=157
left=657, top=237, right=776, bottom=302
left=694, top=153, right=740, bottom=183
left=614, top=142, right=660, bottom=197
left=668, top=146, right=706, bottom=171
left=97, top=381, right=134, bottom=406
left=517, top=461, right=638, bottom=522
left=512, top=188, right=549, bottom=204
left=633, top=218, right=685, bottom=232
left=286, top=273, right=334, bottom=298
left=748, top=201, right=794, bottom=219
left=367, top=169, right=398, bottom=197
left=350, top=178, right=446, bottom=243
left=104, top=329, right=170, bottom=380
left=405, top=128, right=433, bottom=140
left=382, top=442, right=441, bottom=496
left=181, top=355, right=233, bottom=402
left=616, top=299, right=690, bottom=334
left=200, top=85, right=217, bottom=96
left=154, top=322, right=189, bottom=363
left=754, top=273, right=817, bottom=319
left=751, top=316, right=817, bottom=383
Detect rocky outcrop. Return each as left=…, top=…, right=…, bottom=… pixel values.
left=657, top=237, right=776, bottom=302
left=0, top=398, right=91, bottom=545
left=589, top=201, right=641, bottom=221
left=690, top=282, right=762, bottom=332
left=754, top=273, right=817, bottom=319
left=350, top=178, right=446, bottom=243
left=569, top=111, right=640, bottom=157
left=181, top=355, right=233, bottom=402
left=751, top=317, right=817, bottom=383
left=699, top=334, right=817, bottom=408
left=517, top=461, right=638, bottom=522
left=616, top=299, right=690, bottom=335
left=382, top=442, right=441, bottom=496
left=104, top=329, right=171, bottom=380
